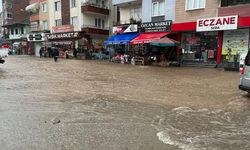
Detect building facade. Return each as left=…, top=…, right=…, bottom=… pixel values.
left=26, top=0, right=50, bottom=56
left=1, top=0, right=30, bottom=54
left=46, top=0, right=115, bottom=54
left=174, top=0, right=250, bottom=69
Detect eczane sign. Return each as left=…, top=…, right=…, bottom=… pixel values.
left=197, top=15, right=238, bottom=32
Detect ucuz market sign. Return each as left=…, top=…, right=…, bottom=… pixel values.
left=141, top=20, right=172, bottom=32
left=197, top=15, right=238, bottom=32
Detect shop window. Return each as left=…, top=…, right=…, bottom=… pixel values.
left=186, top=0, right=205, bottom=10
left=55, top=1, right=61, bottom=11
left=181, top=32, right=218, bottom=64
left=152, top=1, right=165, bottom=17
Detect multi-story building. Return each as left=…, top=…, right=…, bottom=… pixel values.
left=112, top=0, right=142, bottom=25
left=1, top=0, right=30, bottom=54
left=174, top=0, right=250, bottom=69
left=107, top=0, right=176, bottom=61
left=46, top=0, right=115, bottom=53
left=26, top=0, right=50, bottom=56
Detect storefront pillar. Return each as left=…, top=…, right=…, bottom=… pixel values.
left=176, top=32, right=181, bottom=55
left=217, top=31, right=223, bottom=65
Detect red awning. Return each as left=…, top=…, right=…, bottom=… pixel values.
left=130, top=32, right=169, bottom=44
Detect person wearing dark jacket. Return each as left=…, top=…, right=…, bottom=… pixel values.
left=39, top=47, right=43, bottom=58
left=52, top=48, right=59, bottom=62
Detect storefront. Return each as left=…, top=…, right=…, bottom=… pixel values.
left=173, top=15, right=250, bottom=69
left=181, top=31, right=218, bottom=65
left=130, top=21, right=174, bottom=66
left=45, top=31, right=83, bottom=58
left=27, top=33, right=46, bottom=56
left=104, top=24, right=139, bottom=63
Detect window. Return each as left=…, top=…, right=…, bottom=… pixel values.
left=15, top=28, right=18, bottom=34
left=42, top=20, right=48, bottom=30
left=186, top=0, right=205, bottom=10
left=11, top=28, right=14, bottom=35
left=41, top=3, right=47, bottom=12
left=55, top=19, right=62, bottom=26
left=221, top=0, right=250, bottom=7
left=102, top=20, right=105, bottom=29
left=21, top=27, right=24, bottom=34
left=152, top=1, right=165, bottom=17
left=55, top=1, right=61, bottom=11
left=95, top=18, right=105, bottom=28
left=71, top=0, right=77, bottom=8
left=7, top=12, right=12, bottom=19
left=130, top=7, right=142, bottom=21
left=71, top=17, right=78, bottom=26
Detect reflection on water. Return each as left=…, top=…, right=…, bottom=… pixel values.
left=153, top=107, right=250, bottom=150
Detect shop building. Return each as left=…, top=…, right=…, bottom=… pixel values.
left=46, top=0, right=115, bottom=55
left=1, top=0, right=30, bottom=54
left=26, top=0, right=50, bottom=56
left=173, top=0, right=250, bottom=69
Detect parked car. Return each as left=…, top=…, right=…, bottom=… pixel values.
left=239, top=51, right=250, bottom=92
left=0, top=48, right=9, bottom=64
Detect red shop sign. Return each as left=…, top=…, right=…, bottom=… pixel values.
left=197, top=15, right=238, bottom=32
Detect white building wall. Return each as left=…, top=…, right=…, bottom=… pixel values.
left=48, top=0, right=62, bottom=32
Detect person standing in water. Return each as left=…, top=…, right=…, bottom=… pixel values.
left=52, top=47, right=59, bottom=62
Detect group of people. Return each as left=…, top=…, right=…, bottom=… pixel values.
left=39, top=47, right=59, bottom=62
left=39, top=46, right=80, bottom=62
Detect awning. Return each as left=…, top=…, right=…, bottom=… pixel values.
left=150, top=37, right=180, bottom=47
left=104, top=33, right=139, bottom=45
left=25, top=3, right=39, bottom=12
left=130, top=32, right=169, bottom=45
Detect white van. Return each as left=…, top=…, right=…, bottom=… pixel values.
left=239, top=50, right=250, bottom=92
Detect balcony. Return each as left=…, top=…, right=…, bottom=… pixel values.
left=81, top=1, right=109, bottom=15
left=9, top=34, right=27, bottom=40
left=218, top=3, right=250, bottom=17
left=112, top=0, right=142, bottom=6
left=81, top=25, right=109, bottom=35
left=30, top=14, right=39, bottom=22
left=113, top=18, right=142, bottom=26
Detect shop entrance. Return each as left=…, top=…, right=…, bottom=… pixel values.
left=181, top=32, right=218, bottom=65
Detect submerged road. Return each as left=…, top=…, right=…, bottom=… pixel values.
left=0, top=56, right=250, bottom=150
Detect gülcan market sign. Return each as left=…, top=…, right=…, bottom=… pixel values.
left=141, top=20, right=172, bottom=32
left=197, top=15, right=238, bottom=32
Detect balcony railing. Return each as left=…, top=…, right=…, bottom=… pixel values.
left=81, top=1, right=109, bottom=9
left=81, top=1, right=110, bottom=15
left=113, top=19, right=142, bottom=26
left=82, top=25, right=109, bottom=30
left=81, top=25, right=109, bottom=35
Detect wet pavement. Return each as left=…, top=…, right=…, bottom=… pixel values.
left=0, top=56, right=250, bottom=150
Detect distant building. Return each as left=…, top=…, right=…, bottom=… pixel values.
left=25, top=0, right=50, bottom=56
left=44, top=0, right=115, bottom=54
left=1, top=0, right=30, bottom=54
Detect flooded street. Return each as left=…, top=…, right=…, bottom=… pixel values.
left=0, top=56, right=250, bottom=150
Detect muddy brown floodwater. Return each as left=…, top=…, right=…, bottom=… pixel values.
left=0, top=56, right=250, bottom=150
